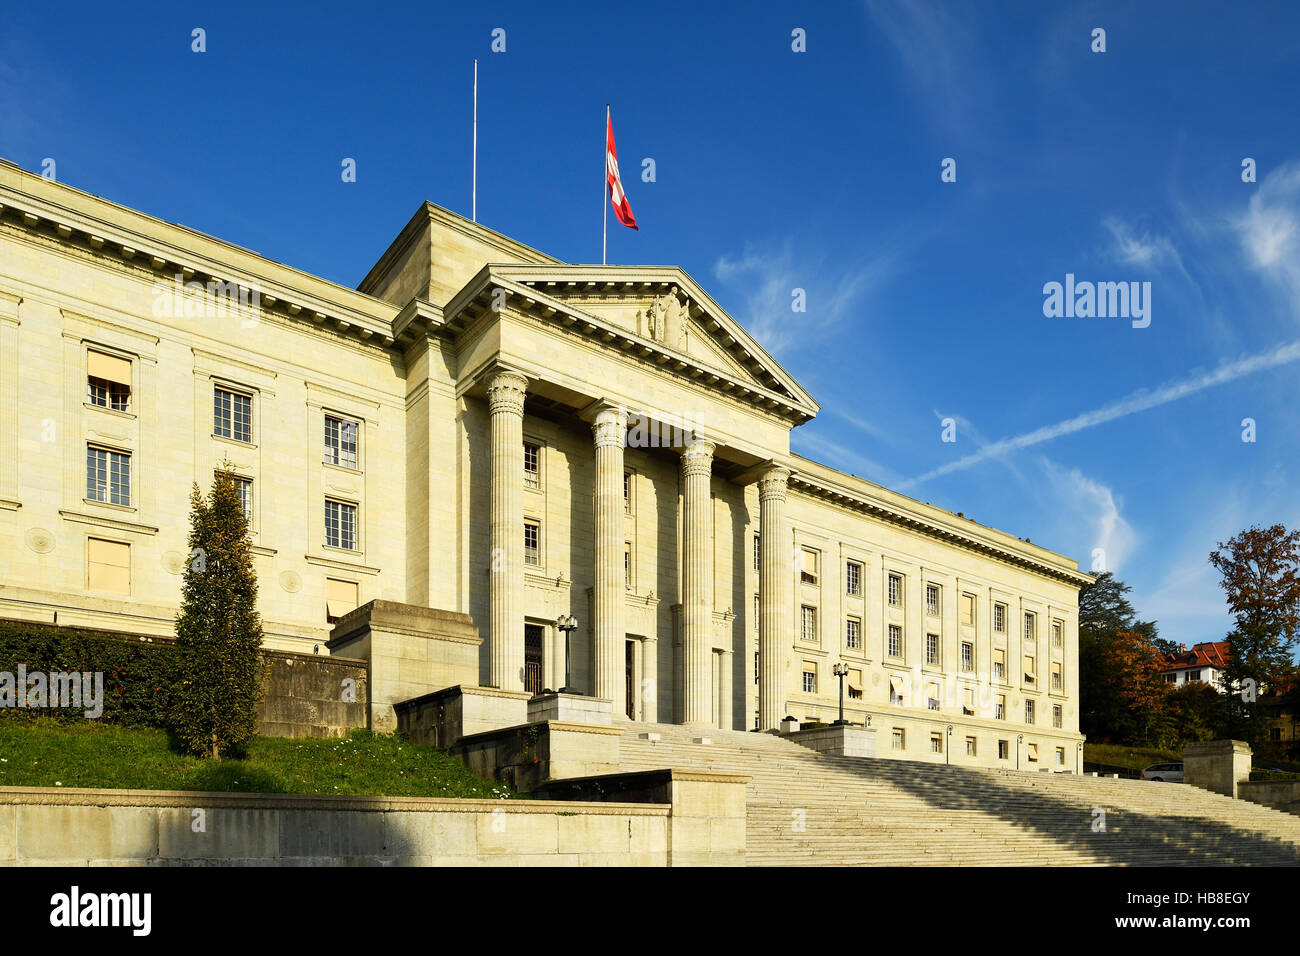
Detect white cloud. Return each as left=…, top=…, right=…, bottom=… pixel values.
left=791, top=430, right=899, bottom=486
left=900, top=338, right=1300, bottom=489
left=1238, top=161, right=1300, bottom=303
left=1038, top=459, right=1137, bottom=575
left=1102, top=216, right=1185, bottom=271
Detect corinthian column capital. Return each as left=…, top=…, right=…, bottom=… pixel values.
left=486, top=370, right=528, bottom=417
left=680, top=438, right=715, bottom=478
left=592, top=404, right=628, bottom=449
left=757, top=465, right=792, bottom=502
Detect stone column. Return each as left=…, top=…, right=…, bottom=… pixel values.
left=592, top=404, right=627, bottom=714
left=641, top=636, right=658, bottom=722
left=680, top=438, right=715, bottom=725
left=487, top=370, right=528, bottom=691
left=719, top=649, right=734, bottom=730
left=758, top=466, right=792, bottom=731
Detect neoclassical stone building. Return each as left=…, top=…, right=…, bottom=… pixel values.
left=0, top=159, right=1091, bottom=767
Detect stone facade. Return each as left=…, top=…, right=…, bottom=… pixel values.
left=0, top=159, right=1091, bottom=768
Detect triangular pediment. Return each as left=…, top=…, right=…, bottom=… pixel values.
left=484, top=264, right=818, bottom=414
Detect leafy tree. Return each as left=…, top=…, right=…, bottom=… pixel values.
left=1164, top=682, right=1225, bottom=748
left=170, top=468, right=267, bottom=758
left=1209, top=524, right=1300, bottom=747
left=1077, top=572, right=1163, bottom=743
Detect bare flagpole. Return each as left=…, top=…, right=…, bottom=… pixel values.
left=472, top=59, right=478, bottom=222
left=602, top=103, right=609, bottom=266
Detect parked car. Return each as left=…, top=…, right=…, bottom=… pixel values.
left=1141, top=762, right=1184, bottom=782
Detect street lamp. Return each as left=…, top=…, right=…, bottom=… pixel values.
left=555, top=614, right=578, bottom=694
left=946, top=724, right=953, bottom=765
left=832, top=662, right=850, bottom=725
left=1017, top=733, right=1024, bottom=771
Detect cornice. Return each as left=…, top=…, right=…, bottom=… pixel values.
left=0, top=180, right=398, bottom=351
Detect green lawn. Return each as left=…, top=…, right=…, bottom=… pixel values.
left=0, top=719, right=519, bottom=799
left=1084, top=743, right=1181, bottom=772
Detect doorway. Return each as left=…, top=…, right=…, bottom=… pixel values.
left=524, top=623, right=544, bottom=696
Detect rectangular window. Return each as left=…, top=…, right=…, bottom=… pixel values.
left=845, top=561, right=861, bottom=596
left=213, top=386, right=252, bottom=443
left=925, top=632, right=939, bottom=666
left=1051, top=662, right=1062, bottom=692
left=961, top=641, right=973, bottom=672
left=966, top=736, right=977, bottom=757
left=888, top=573, right=903, bottom=608
left=802, top=665, right=816, bottom=694
left=930, top=733, right=943, bottom=754
left=887, top=624, right=903, bottom=659
left=996, top=695, right=1006, bottom=720
left=624, top=541, right=632, bottom=589
left=993, top=602, right=1007, bottom=634
left=993, top=648, right=1006, bottom=682
left=926, top=583, right=940, bottom=617
left=800, top=548, right=819, bottom=585
left=325, top=577, right=359, bottom=624
left=324, top=414, right=359, bottom=469
left=524, top=520, right=540, bottom=566
left=221, top=473, right=253, bottom=522
left=1027, top=743, right=1039, bottom=763
left=1024, top=655, right=1036, bottom=685
left=1056, top=747, right=1065, bottom=766
left=960, top=592, right=975, bottom=627
left=890, top=675, right=904, bottom=706
left=87, top=351, right=131, bottom=412
left=998, top=740, right=1009, bottom=760
left=624, top=471, right=633, bottom=514
left=1025, top=699, right=1035, bottom=724
left=845, top=616, right=861, bottom=650
left=754, top=651, right=759, bottom=685
left=86, top=446, right=131, bottom=506
left=523, top=442, right=540, bottom=489
left=753, top=534, right=761, bottom=571
left=1024, top=611, right=1036, bottom=644
left=754, top=594, right=760, bottom=632
left=1052, top=619, right=1063, bottom=649
left=86, top=538, right=130, bottom=593
left=927, top=683, right=940, bottom=711
left=963, top=686, right=975, bottom=715
left=892, top=728, right=905, bottom=750
left=800, top=605, right=818, bottom=642
left=1052, top=704, right=1063, bottom=729
left=325, top=499, right=357, bottom=550
left=848, top=668, right=863, bottom=700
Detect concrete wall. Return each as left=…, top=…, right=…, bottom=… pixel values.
left=1240, top=779, right=1300, bottom=817
left=0, top=786, right=669, bottom=866
left=259, top=649, right=367, bottom=738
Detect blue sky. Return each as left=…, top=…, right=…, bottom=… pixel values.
left=4, top=0, right=1299, bottom=646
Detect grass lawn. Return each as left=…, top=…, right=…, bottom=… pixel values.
left=0, top=719, right=520, bottom=799
left=1084, top=743, right=1181, bottom=772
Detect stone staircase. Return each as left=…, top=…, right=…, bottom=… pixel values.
left=617, top=722, right=1300, bottom=866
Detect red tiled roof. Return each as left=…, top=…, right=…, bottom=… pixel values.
left=1161, top=640, right=1231, bottom=671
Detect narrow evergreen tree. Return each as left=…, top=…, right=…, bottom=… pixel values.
left=171, top=467, right=267, bottom=758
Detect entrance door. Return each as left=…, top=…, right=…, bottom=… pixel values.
left=524, top=624, right=544, bottom=696
left=625, top=640, right=636, bottom=720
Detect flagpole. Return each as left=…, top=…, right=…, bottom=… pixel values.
left=472, top=59, right=478, bottom=223
left=602, top=104, right=609, bottom=266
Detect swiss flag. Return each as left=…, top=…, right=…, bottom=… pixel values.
left=606, top=111, right=638, bottom=230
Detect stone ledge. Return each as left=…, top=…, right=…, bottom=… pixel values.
left=0, top=786, right=669, bottom=816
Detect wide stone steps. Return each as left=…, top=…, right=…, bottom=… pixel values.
left=615, top=721, right=1300, bottom=866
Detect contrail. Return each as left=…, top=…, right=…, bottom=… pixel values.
left=899, top=339, right=1300, bottom=489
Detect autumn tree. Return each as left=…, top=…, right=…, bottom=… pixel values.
left=1077, top=572, right=1164, bottom=743
left=1209, top=524, right=1300, bottom=747
left=170, top=467, right=267, bottom=758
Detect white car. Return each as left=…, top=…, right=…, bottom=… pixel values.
left=1141, top=762, right=1184, bottom=783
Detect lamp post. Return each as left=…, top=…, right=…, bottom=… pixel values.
left=555, top=614, right=578, bottom=694
left=832, top=662, right=849, bottom=725
left=946, top=724, right=953, bottom=765
left=1017, top=733, right=1024, bottom=771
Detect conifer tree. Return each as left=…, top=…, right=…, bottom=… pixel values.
left=171, top=467, right=267, bottom=758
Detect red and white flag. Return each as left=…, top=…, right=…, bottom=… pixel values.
left=606, top=110, right=638, bottom=231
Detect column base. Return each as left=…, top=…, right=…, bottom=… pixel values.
left=527, top=691, right=613, bottom=726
